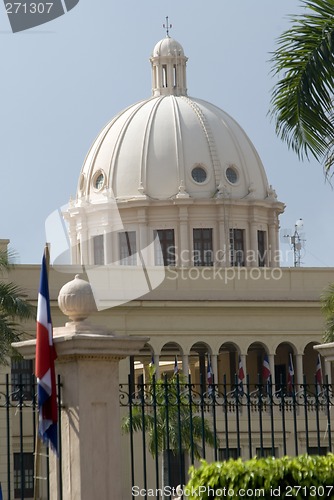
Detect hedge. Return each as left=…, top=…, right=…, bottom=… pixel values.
left=185, top=454, right=334, bottom=499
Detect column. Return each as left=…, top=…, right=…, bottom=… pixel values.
left=182, top=353, right=189, bottom=377
left=296, top=353, right=304, bottom=387
left=218, top=209, right=227, bottom=266
left=13, top=276, right=148, bottom=500
left=79, top=229, right=89, bottom=266
left=268, top=223, right=276, bottom=267
left=178, top=207, right=190, bottom=266
left=269, top=353, right=275, bottom=386
left=240, top=354, right=247, bottom=379
left=138, top=208, right=149, bottom=264
left=211, top=354, right=218, bottom=385
left=325, top=360, right=332, bottom=385
left=153, top=354, right=160, bottom=379
left=249, top=222, right=258, bottom=267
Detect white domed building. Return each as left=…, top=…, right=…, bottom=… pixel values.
left=66, top=36, right=284, bottom=270
left=0, top=34, right=333, bottom=500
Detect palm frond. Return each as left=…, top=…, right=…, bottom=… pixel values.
left=321, top=283, right=334, bottom=342
left=0, top=282, right=35, bottom=319
left=269, top=0, right=334, bottom=172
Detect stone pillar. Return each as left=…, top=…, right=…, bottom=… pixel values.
left=211, top=354, right=218, bottom=384
left=13, top=275, right=148, bottom=500
left=240, top=354, right=247, bottom=379
left=296, top=353, right=304, bottom=387
left=324, top=360, right=332, bottom=384
left=268, top=353, right=275, bottom=386
left=179, top=207, right=190, bottom=266
left=249, top=222, right=258, bottom=267
left=153, top=354, right=160, bottom=379
left=182, top=353, right=189, bottom=376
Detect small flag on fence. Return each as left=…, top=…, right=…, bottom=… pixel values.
left=316, top=354, right=323, bottom=393
left=149, top=354, right=156, bottom=374
left=174, top=355, right=179, bottom=375
left=262, top=354, right=271, bottom=383
left=207, top=353, right=213, bottom=388
left=35, top=253, right=58, bottom=454
left=238, top=356, right=245, bottom=392
left=287, top=353, right=294, bottom=392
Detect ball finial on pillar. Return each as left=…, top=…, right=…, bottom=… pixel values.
left=58, top=274, right=97, bottom=322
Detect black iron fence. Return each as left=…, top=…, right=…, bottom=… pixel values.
left=119, top=374, right=334, bottom=499
left=0, top=374, right=62, bottom=500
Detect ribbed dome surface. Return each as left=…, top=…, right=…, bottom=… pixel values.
left=152, top=37, right=185, bottom=57
left=78, top=94, right=270, bottom=202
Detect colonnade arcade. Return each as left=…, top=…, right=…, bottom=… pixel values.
left=130, top=340, right=333, bottom=388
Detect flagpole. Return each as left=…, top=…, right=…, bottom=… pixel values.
left=34, top=243, right=50, bottom=500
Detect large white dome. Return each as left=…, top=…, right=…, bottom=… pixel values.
left=68, top=36, right=284, bottom=271
left=78, top=94, right=271, bottom=202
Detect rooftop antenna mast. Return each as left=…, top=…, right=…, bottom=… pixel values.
left=283, top=218, right=305, bottom=267
left=163, top=16, right=172, bottom=37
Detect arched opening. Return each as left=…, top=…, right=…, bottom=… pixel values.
left=189, top=342, right=211, bottom=386
left=274, top=342, right=296, bottom=392
left=217, top=342, right=239, bottom=386
left=246, top=342, right=269, bottom=388
left=160, top=342, right=183, bottom=378
left=303, top=342, right=323, bottom=386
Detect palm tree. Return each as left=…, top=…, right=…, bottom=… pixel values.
left=321, top=283, right=334, bottom=343
left=0, top=249, right=35, bottom=364
left=122, top=371, right=217, bottom=488
left=269, top=0, right=334, bottom=174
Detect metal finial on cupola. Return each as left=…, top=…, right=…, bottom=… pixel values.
left=163, top=16, right=172, bottom=37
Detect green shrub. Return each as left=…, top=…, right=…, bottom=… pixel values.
left=185, top=454, right=334, bottom=499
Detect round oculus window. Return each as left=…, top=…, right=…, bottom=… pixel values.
left=191, top=166, right=207, bottom=183
left=226, top=166, right=238, bottom=184
left=94, top=172, right=105, bottom=190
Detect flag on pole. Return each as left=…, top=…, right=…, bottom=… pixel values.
left=149, top=354, right=156, bottom=374
left=207, top=354, right=213, bottom=385
left=173, top=355, right=179, bottom=375
left=0, top=482, right=3, bottom=500
left=35, top=254, right=58, bottom=454
left=287, top=353, right=294, bottom=392
left=207, top=354, right=213, bottom=391
left=316, top=354, right=323, bottom=393
left=262, top=354, right=271, bottom=382
left=238, top=355, right=245, bottom=392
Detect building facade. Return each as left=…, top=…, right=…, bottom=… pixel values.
left=1, top=33, right=333, bottom=498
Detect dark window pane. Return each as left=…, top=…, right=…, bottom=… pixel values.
left=193, top=228, right=213, bottom=266
left=93, top=234, right=104, bottom=265
left=229, top=229, right=245, bottom=266
left=154, top=229, right=175, bottom=266
left=257, top=230, right=266, bottom=267
left=11, top=359, right=34, bottom=401
left=14, top=453, right=34, bottom=498
left=119, top=231, right=137, bottom=265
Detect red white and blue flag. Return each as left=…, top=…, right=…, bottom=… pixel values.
left=287, top=353, right=294, bottom=392
left=35, top=254, right=58, bottom=454
left=262, top=354, right=271, bottom=382
left=238, top=355, right=245, bottom=392
left=207, top=354, right=213, bottom=389
left=316, top=354, right=323, bottom=393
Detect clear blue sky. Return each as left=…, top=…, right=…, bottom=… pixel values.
left=1, top=0, right=333, bottom=266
